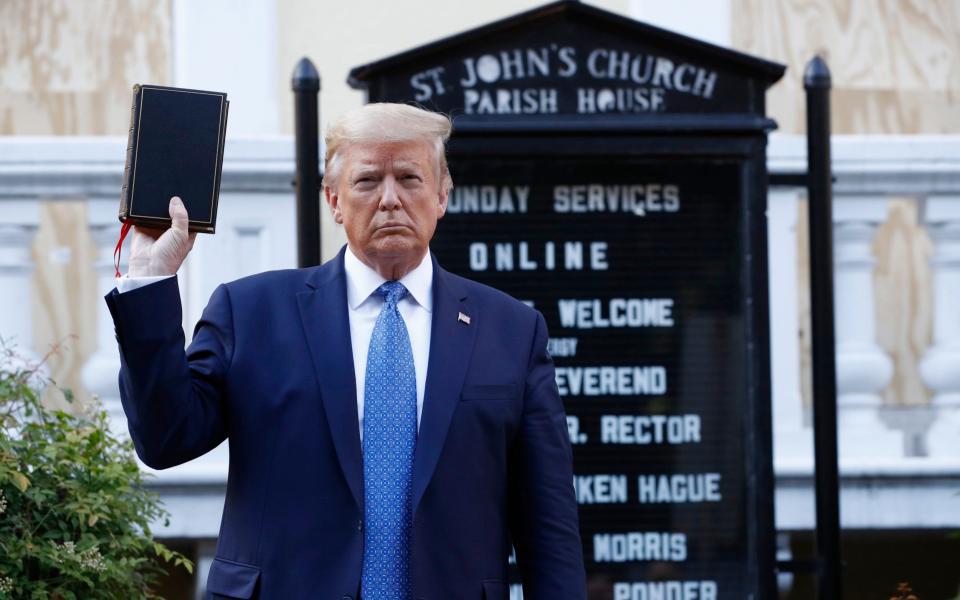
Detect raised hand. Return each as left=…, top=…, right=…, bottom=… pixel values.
left=127, top=196, right=197, bottom=277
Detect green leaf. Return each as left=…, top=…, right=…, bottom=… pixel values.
left=12, top=470, right=29, bottom=492
left=0, top=340, right=192, bottom=595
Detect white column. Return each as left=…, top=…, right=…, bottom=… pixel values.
left=628, top=0, right=732, bottom=47
left=83, top=200, right=131, bottom=432
left=80, top=221, right=128, bottom=438
left=768, top=189, right=812, bottom=469
left=194, top=539, right=217, bottom=600
left=833, top=197, right=901, bottom=458
left=173, top=0, right=279, bottom=135
left=920, top=196, right=960, bottom=457
left=0, top=222, right=42, bottom=371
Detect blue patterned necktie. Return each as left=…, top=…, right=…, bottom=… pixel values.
left=361, top=281, right=417, bottom=600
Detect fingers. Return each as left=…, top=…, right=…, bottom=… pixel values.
left=132, top=224, right=164, bottom=241
left=169, top=196, right=190, bottom=235
left=124, top=197, right=196, bottom=277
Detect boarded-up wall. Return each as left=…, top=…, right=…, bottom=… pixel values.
left=732, top=0, right=960, bottom=134
left=0, top=0, right=171, bottom=135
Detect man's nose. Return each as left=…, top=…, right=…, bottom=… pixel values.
left=379, top=177, right=401, bottom=210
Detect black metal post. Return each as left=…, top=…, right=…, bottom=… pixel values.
left=804, top=55, right=842, bottom=600
left=292, top=57, right=321, bottom=268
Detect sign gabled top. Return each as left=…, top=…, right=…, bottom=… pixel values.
left=348, top=0, right=785, bottom=127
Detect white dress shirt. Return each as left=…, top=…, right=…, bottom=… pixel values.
left=343, top=247, right=432, bottom=438
left=116, top=274, right=173, bottom=293
left=115, top=247, right=434, bottom=439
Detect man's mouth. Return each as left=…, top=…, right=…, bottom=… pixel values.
left=375, top=223, right=411, bottom=233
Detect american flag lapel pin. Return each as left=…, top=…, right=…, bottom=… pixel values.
left=458, top=311, right=471, bottom=325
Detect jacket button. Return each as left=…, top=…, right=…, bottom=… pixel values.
left=357, top=519, right=363, bottom=531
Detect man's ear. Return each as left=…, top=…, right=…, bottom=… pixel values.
left=324, top=186, right=344, bottom=224
left=436, top=184, right=449, bottom=220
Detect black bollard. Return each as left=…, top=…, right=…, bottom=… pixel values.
left=292, top=57, right=321, bottom=268
left=804, top=55, right=842, bottom=600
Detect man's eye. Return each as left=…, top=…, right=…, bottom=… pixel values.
left=402, top=174, right=422, bottom=182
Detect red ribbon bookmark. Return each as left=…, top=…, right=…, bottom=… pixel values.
left=114, top=221, right=132, bottom=278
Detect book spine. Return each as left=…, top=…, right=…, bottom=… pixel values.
left=118, top=84, right=141, bottom=222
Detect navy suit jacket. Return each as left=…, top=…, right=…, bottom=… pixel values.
left=105, top=247, right=586, bottom=599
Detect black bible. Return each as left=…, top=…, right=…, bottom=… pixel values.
left=119, top=84, right=229, bottom=234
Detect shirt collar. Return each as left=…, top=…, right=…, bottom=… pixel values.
left=344, top=246, right=433, bottom=313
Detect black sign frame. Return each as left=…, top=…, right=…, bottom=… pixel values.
left=442, top=128, right=776, bottom=598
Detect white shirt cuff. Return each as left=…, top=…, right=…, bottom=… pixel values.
left=115, top=274, right=174, bottom=293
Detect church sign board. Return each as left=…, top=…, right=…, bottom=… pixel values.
left=349, top=2, right=785, bottom=598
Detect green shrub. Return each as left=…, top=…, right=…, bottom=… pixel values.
left=0, top=341, right=192, bottom=599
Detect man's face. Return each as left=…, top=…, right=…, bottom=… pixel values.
left=326, top=139, right=448, bottom=274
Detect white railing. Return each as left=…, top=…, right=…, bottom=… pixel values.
left=1, top=134, right=958, bottom=535
left=768, top=135, right=960, bottom=532
left=767, top=136, right=960, bottom=458
left=0, top=136, right=296, bottom=538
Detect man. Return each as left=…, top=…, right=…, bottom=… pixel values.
left=105, top=103, right=585, bottom=599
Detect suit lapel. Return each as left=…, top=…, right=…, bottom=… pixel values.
left=412, top=259, right=478, bottom=513
left=296, top=250, right=477, bottom=514
left=297, top=248, right=364, bottom=509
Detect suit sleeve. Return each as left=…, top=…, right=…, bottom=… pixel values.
left=509, top=311, right=587, bottom=599
left=104, top=275, right=233, bottom=469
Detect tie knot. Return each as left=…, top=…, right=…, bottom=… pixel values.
left=377, top=281, right=408, bottom=306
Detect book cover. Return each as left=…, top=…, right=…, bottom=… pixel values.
left=119, top=84, right=229, bottom=234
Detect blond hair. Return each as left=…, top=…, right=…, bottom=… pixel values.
left=323, top=103, right=453, bottom=193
